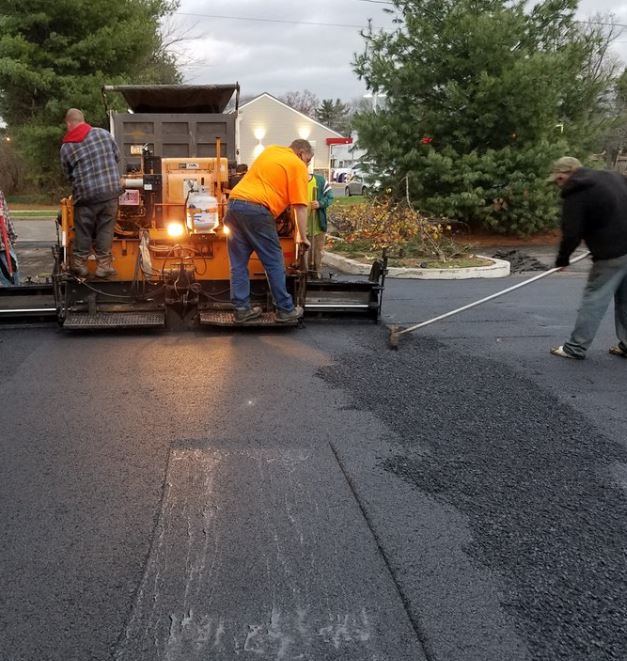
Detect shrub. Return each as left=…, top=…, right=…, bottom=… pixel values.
left=0, top=139, right=24, bottom=194
left=328, top=197, right=469, bottom=262
left=412, top=144, right=562, bottom=235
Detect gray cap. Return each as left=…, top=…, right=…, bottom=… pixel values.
left=547, top=156, right=582, bottom=181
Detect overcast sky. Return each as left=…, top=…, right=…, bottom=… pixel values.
left=167, top=0, right=627, bottom=103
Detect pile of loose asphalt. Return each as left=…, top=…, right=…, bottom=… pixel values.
left=318, top=328, right=627, bottom=661
left=492, top=249, right=548, bottom=272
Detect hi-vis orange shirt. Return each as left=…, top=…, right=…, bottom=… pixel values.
left=230, top=145, right=309, bottom=218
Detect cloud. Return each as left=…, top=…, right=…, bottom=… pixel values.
left=167, top=0, right=627, bottom=101
left=167, top=0, right=396, bottom=99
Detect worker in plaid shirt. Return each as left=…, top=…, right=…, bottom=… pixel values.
left=60, top=108, right=122, bottom=278
left=0, top=189, right=18, bottom=286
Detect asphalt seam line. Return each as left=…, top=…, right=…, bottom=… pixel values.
left=328, top=440, right=435, bottom=661
left=111, top=444, right=175, bottom=659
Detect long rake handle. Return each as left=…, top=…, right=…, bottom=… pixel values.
left=397, top=251, right=591, bottom=337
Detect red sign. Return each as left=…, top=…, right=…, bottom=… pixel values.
left=326, top=137, right=353, bottom=145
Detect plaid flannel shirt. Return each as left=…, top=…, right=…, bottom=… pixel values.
left=60, top=127, right=121, bottom=204
left=0, top=190, right=17, bottom=250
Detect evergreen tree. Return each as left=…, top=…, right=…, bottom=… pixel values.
left=0, top=0, right=181, bottom=192
left=316, top=98, right=351, bottom=134
left=353, top=0, right=619, bottom=233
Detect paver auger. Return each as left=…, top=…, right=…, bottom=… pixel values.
left=1, top=84, right=386, bottom=329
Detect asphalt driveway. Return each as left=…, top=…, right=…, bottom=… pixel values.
left=1, top=268, right=625, bottom=661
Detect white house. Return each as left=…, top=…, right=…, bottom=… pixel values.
left=237, top=93, right=346, bottom=176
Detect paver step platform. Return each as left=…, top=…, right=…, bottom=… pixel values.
left=199, top=310, right=298, bottom=328
left=63, top=311, right=165, bottom=330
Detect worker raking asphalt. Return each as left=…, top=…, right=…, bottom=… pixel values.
left=318, top=328, right=627, bottom=661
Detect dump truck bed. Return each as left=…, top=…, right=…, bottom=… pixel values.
left=103, top=84, right=239, bottom=172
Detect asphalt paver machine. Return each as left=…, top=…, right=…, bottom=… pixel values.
left=47, top=84, right=386, bottom=330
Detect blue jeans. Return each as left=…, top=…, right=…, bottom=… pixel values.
left=563, top=253, right=627, bottom=357
left=224, top=200, right=294, bottom=311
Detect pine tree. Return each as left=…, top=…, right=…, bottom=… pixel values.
left=352, top=0, right=619, bottom=233
left=0, top=0, right=181, bottom=192
left=316, top=99, right=351, bottom=134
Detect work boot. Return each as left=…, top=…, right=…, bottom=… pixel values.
left=275, top=305, right=303, bottom=323
left=609, top=342, right=627, bottom=358
left=71, top=255, right=88, bottom=278
left=549, top=345, right=583, bottom=360
left=233, top=306, right=262, bottom=323
left=95, top=255, right=117, bottom=278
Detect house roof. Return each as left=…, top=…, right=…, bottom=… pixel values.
left=239, top=93, right=345, bottom=138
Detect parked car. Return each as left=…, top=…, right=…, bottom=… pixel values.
left=344, top=174, right=369, bottom=196
left=345, top=168, right=384, bottom=196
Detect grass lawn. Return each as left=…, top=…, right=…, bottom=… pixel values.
left=390, top=256, right=493, bottom=268
left=331, top=196, right=366, bottom=207
left=7, top=192, right=59, bottom=205
left=327, top=243, right=491, bottom=269
left=10, top=208, right=58, bottom=218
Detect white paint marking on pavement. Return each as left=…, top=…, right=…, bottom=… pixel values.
left=114, top=446, right=386, bottom=661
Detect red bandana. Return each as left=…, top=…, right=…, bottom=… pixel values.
left=63, top=123, right=92, bottom=143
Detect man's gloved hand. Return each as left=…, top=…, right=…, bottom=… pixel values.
left=555, top=255, right=569, bottom=268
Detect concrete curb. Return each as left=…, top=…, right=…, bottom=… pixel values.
left=322, top=251, right=510, bottom=279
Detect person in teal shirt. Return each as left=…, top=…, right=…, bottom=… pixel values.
left=306, top=172, right=333, bottom=278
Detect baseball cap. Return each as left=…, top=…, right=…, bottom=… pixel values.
left=547, top=156, right=582, bottom=181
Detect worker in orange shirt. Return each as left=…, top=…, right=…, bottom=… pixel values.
left=225, top=139, right=312, bottom=323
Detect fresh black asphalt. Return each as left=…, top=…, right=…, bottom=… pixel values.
left=319, top=328, right=627, bottom=661
left=1, top=270, right=626, bottom=660
left=0, top=328, right=425, bottom=661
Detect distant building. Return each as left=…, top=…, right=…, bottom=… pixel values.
left=328, top=130, right=366, bottom=170
left=237, top=93, right=345, bottom=176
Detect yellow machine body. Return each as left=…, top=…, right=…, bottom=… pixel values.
left=59, top=156, right=298, bottom=283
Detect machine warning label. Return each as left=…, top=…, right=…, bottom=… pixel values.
left=179, top=162, right=200, bottom=169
